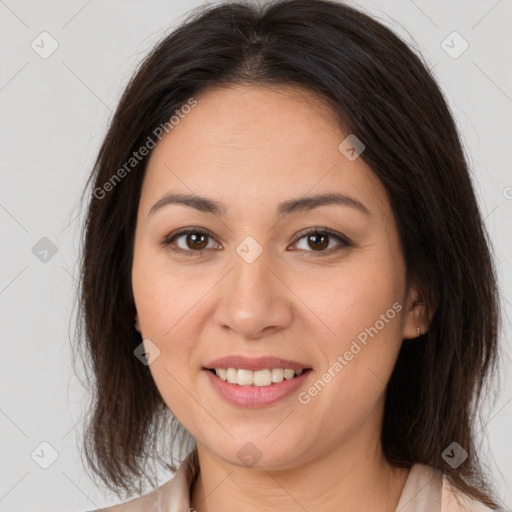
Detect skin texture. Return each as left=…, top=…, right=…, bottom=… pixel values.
left=131, top=84, right=429, bottom=511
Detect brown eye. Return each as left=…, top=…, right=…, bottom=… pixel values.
left=161, top=229, right=219, bottom=255
left=293, top=228, right=350, bottom=255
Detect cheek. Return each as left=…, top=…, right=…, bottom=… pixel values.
left=132, top=244, right=200, bottom=340
left=299, top=298, right=404, bottom=445
left=132, top=256, right=203, bottom=424
left=298, top=252, right=404, bottom=352
left=131, top=248, right=202, bottom=409
left=295, top=251, right=405, bottom=411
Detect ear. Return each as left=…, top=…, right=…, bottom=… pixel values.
left=134, top=313, right=141, bottom=333
left=401, top=283, right=436, bottom=339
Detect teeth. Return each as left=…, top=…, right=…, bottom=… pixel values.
left=226, top=367, right=237, bottom=384
left=253, top=369, right=271, bottom=386
left=283, top=369, right=295, bottom=380
left=271, top=368, right=284, bottom=383
left=213, top=367, right=306, bottom=386
left=237, top=369, right=253, bottom=386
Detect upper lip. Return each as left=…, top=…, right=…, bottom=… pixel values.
left=203, top=355, right=311, bottom=372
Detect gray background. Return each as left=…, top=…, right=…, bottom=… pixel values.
left=0, top=0, right=511, bottom=510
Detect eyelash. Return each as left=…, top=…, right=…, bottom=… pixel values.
left=159, top=227, right=352, bottom=258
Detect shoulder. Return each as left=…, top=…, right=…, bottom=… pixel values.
left=84, top=477, right=180, bottom=512
left=85, top=450, right=199, bottom=512
left=441, top=474, right=496, bottom=512
left=397, top=463, right=504, bottom=512
left=84, top=487, right=160, bottom=512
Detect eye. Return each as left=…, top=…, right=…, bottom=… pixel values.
left=160, top=228, right=220, bottom=256
left=291, top=227, right=352, bottom=257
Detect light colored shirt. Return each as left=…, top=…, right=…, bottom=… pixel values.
left=93, top=449, right=496, bottom=512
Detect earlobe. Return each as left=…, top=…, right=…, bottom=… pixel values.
left=134, top=313, right=141, bottom=333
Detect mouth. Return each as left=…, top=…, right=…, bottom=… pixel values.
left=201, top=355, right=313, bottom=407
left=204, top=367, right=313, bottom=387
left=203, top=365, right=313, bottom=408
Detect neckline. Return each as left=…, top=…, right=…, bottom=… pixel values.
left=183, top=451, right=442, bottom=512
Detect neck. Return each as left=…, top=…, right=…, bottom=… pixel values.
left=190, top=433, right=410, bottom=512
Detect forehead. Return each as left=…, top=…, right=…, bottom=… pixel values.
left=141, top=84, right=388, bottom=219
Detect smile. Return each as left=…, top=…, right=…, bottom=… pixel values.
left=209, top=367, right=305, bottom=386
left=204, top=367, right=313, bottom=408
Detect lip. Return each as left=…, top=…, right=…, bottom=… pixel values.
left=203, top=355, right=311, bottom=372
left=204, top=367, right=312, bottom=408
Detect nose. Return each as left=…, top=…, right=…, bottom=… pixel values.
left=213, top=248, right=293, bottom=340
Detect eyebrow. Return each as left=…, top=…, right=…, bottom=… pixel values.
left=148, top=192, right=371, bottom=217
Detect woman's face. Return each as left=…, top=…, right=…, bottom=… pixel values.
left=132, top=84, right=422, bottom=469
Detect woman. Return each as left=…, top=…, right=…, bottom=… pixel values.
left=77, top=0, right=507, bottom=510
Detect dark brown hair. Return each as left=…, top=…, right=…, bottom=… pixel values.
left=75, top=0, right=503, bottom=506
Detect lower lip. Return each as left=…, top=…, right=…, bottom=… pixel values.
left=204, top=369, right=312, bottom=408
